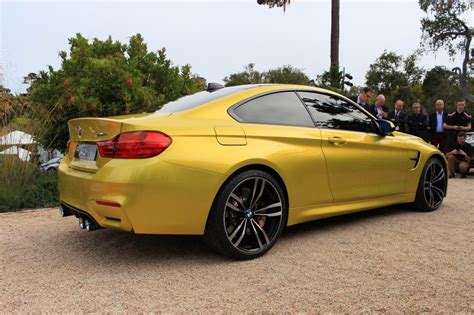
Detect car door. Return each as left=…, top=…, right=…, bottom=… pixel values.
left=230, top=91, right=334, bottom=208
left=297, top=91, right=408, bottom=203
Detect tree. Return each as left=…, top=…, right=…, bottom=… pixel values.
left=0, top=86, right=32, bottom=131
left=265, top=65, right=309, bottom=84
left=257, top=0, right=341, bottom=68
left=422, top=66, right=461, bottom=112
left=223, top=64, right=309, bottom=86
left=330, top=0, right=340, bottom=68
left=26, top=33, right=205, bottom=150
left=419, top=0, right=473, bottom=101
left=223, top=63, right=263, bottom=86
left=365, top=51, right=424, bottom=105
left=316, top=65, right=343, bottom=90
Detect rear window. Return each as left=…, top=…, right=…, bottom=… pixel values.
left=156, top=85, right=258, bottom=113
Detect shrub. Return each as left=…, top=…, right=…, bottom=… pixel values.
left=0, top=155, right=58, bottom=212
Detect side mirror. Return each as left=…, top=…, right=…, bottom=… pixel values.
left=378, top=119, right=395, bottom=135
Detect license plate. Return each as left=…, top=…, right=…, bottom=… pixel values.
left=75, top=144, right=97, bottom=161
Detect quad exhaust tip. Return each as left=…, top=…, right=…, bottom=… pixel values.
left=78, top=216, right=100, bottom=231
left=60, top=202, right=102, bottom=232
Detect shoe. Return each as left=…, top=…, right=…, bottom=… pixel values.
left=460, top=173, right=467, bottom=178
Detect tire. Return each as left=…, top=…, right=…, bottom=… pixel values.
left=413, top=157, right=447, bottom=212
left=204, top=169, right=288, bottom=260
left=47, top=167, right=57, bottom=175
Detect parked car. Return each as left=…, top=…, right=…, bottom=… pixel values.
left=40, top=157, right=63, bottom=174
left=58, top=84, right=448, bottom=260
left=466, top=131, right=474, bottom=169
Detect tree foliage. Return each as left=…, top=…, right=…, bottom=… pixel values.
left=223, top=64, right=309, bottom=86
left=316, top=65, right=343, bottom=90
left=419, top=0, right=473, bottom=101
left=421, top=66, right=462, bottom=111
left=257, top=0, right=290, bottom=10
left=223, top=64, right=264, bottom=86
left=0, top=86, right=32, bottom=130
left=365, top=51, right=424, bottom=105
left=27, top=33, right=205, bottom=150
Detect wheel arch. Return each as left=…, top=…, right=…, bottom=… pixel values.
left=205, top=163, right=290, bottom=231
left=427, top=152, right=448, bottom=194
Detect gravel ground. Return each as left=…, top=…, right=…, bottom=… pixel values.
left=1, top=179, right=473, bottom=313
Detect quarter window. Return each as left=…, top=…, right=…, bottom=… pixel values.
left=232, top=92, right=314, bottom=127
left=297, top=92, right=378, bottom=133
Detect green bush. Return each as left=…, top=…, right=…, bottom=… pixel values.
left=0, top=155, right=58, bottom=212
left=26, top=33, right=206, bottom=151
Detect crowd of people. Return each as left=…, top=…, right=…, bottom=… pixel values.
left=352, top=87, right=472, bottom=178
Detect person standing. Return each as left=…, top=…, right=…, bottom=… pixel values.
left=429, top=99, right=448, bottom=152
left=407, top=102, right=429, bottom=141
left=368, top=94, right=389, bottom=119
left=443, top=99, right=472, bottom=147
left=445, top=131, right=472, bottom=178
left=350, top=87, right=374, bottom=110
left=388, top=100, right=407, bottom=132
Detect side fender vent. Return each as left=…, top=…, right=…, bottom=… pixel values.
left=409, top=151, right=421, bottom=169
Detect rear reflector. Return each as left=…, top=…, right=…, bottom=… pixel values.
left=96, top=200, right=121, bottom=208
left=97, top=131, right=172, bottom=159
left=66, top=140, right=72, bottom=154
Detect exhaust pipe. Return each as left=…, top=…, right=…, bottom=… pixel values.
left=59, top=204, right=73, bottom=217
left=78, top=216, right=101, bottom=231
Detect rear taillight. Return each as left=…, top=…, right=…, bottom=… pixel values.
left=97, top=131, right=172, bottom=159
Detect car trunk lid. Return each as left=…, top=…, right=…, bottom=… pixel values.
left=66, top=113, right=170, bottom=173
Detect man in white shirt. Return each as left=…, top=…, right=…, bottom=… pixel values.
left=388, top=100, right=407, bottom=132
left=368, top=94, right=389, bottom=119
left=429, top=99, right=448, bottom=152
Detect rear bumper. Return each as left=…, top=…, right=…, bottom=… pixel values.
left=58, top=155, right=225, bottom=235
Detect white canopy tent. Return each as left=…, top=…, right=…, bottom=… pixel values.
left=0, top=130, right=35, bottom=145
left=0, top=146, right=32, bottom=161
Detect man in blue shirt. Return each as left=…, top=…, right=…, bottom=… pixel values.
left=429, top=99, right=448, bottom=152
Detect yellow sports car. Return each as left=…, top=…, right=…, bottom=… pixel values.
left=59, top=84, right=448, bottom=259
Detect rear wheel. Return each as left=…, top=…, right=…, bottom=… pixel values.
left=204, top=170, right=287, bottom=260
left=413, top=157, right=447, bottom=212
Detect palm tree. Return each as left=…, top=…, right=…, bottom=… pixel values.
left=258, top=0, right=340, bottom=68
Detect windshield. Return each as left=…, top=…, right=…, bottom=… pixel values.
left=156, top=85, right=260, bottom=113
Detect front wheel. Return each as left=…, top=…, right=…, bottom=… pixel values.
left=413, top=157, right=447, bottom=212
left=204, top=170, right=287, bottom=260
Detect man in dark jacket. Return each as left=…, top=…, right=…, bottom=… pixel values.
left=407, top=102, right=429, bottom=141
left=350, top=87, right=374, bottom=110
left=443, top=99, right=472, bottom=148
left=387, top=99, right=407, bottom=132
left=429, top=99, right=448, bottom=152
left=367, top=94, right=389, bottom=119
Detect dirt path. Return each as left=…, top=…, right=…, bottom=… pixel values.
left=1, top=179, right=473, bottom=313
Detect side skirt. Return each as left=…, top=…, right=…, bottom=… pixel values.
left=287, top=193, right=416, bottom=226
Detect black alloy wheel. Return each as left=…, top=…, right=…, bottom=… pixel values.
left=414, top=157, right=447, bottom=212
left=204, top=170, right=287, bottom=260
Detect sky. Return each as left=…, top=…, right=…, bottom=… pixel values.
left=0, top=0, right=471, bottom=94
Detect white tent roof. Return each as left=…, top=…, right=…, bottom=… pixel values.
left=0, top=130, right=35, bottom=145
left=0, top=146, right=32, bottom=161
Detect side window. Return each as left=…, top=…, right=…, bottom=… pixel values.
left=232, top=92, right=315, bottom=127
left=297, top=92, right=379, bottom=133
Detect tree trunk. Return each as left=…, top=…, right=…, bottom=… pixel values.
left=460, top=30, right=473, bottom=102
left=330, top=0, right=340, bottom=67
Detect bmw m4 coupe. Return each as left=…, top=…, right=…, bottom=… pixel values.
left=58, top=84, right=448, bottom=259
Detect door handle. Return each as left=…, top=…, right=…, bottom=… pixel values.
left=328, top=136, right=347, bottom=146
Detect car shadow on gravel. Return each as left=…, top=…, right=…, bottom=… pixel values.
left=53, top=204, right=415, bottom=264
